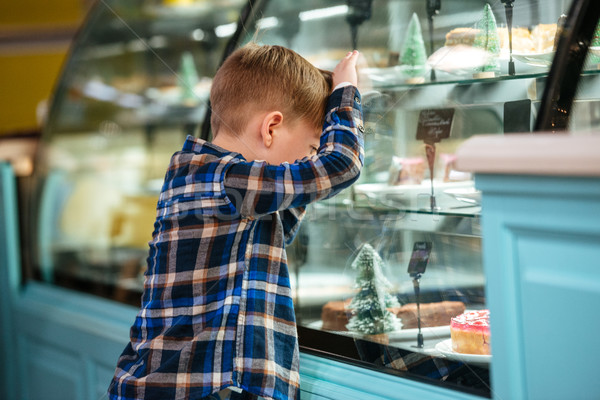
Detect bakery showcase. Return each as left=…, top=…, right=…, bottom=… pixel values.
left=3, top=0, right=600, bottom=399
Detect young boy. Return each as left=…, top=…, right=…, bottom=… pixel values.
left=108, top=44, right=363, bottom=400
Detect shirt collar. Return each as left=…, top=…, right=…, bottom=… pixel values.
left=182, top=135, right=245, bottom=160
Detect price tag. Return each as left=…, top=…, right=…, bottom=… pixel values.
left=407, top=242, right=432, bottom=277
left=416, top=108, right=454, bottom=143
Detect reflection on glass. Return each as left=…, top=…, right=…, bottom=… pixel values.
left=33, top=0, right=600, bottom=397
left=33, top=0, right=242, bottom=303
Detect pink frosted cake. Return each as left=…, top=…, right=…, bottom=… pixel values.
left=450, top=309, right=491, bottom=355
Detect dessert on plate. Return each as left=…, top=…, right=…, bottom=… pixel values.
left=450, top=309, right=491, bottom=355
left=321, top=300, right=465, bottom=331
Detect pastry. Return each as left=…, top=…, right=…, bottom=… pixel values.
left=388, top=156, right=425, bottom=185
left=440, top=153, right=471, bottom=182
left=390, top=301, right=465, bottom=329
left=450, top=309, right=491, bottom=355
left=497, top=27, right=535, bottom=53
left=321, top=300, right=466, bottom=331
left=321, top=299, right=352, bottom=331
left=531, top=23, right=557, bottom=53
left=445, top=28, right=480, bottom=47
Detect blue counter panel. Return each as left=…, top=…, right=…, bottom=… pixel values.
left=1, top=161, right=484, bottom=400
left=8, top=281, right=484, bottom=400
left=0, top=163, right=21, bottom=400
left=477, top=174, right=600, bottom=400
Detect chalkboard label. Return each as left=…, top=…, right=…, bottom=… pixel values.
left=416, top=108, right=454, bottom=143
left=407, top=242, right=433, bottom=277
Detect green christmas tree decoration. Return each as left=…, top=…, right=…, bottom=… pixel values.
left=400, top=13, right=428, bottom=78
left=473, top=4, right=501, bottom=73
left=178, top=51, right=199, bottom=104
left=346, top=244, right=401, bottom=335
left=588, top=21, right=600, bottom=66
left=592, top=21, right=600, bottom=47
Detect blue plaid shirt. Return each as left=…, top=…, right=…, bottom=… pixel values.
left=108, top=85, right=364, bottom=400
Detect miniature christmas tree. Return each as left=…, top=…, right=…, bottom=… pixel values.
left=178, top=51, right=199, bottom=104
left=588, top=21, right=600, bottom=66
left=473, top=4, right=501, bottom=73
left=592, top=21, right=600, bottom=47
left=400, top=13, right=428, bottom=78
left=346, top=244, right=401, bottom=335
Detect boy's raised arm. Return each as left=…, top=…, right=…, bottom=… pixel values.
left=223, top=83, right=364, bottom=219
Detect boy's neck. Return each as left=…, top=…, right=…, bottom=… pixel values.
left=212, top=132, right=259, bottom=161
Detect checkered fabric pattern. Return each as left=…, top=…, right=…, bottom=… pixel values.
left=108, top=85, right=364, bottom=400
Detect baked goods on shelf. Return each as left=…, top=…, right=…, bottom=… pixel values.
left=446, top=23, right=558, bottom=55
left=531, top=23, right=558, bottom=53
left=320, top=299, right=465, bottom=331
left=498, top=27, right=535, bottom=53
left=321, top=299, right=352, bottom=331
left=450, top=309, right=491, bottom=355
left=390, top=301, right=466, bottom=329
left=388, top=156, right=425, bottom=185
left=440, top=153, right=472, bottom=182
left=445, top=28, right=480, bottom=47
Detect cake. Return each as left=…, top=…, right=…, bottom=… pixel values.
left=440, top=153, right=472, bottom=182
left=450, top=309, right=491, bottom=355
left=321, top=299, right=352, bottom=331
left=446, top=23, right=558, bottom=54
left=390, top=301, right=466, bottom=329
left=445, top=28, right=480, bottom=47
left=531, top=23, right=558, bottom=53
left=321, top=300, right=465, bottom=331
left=388, top=156, right=425, bottom=185
left=498, top=26, right=535, bottom=53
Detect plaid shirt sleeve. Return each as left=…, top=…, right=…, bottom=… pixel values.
left=223, top=85, right=364, bottom=219
left=278, top=207, right=306, bottom=245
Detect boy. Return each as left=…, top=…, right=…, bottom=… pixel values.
left=108, top=44, right=363, bottom=400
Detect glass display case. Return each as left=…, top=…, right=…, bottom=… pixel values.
left=29, top=0, right=600, bottom=398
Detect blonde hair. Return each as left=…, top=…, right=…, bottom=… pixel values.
left=210, top=43, right=332, bottom=137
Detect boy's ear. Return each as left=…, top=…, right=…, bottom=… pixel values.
left=260, top=111, right=284, bottom=148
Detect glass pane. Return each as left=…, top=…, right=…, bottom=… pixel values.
left=236, top=0, right=572, bottom=396
left=32, top=0, right=245, bottom=304
left=33, top=0, right=588, bottom=397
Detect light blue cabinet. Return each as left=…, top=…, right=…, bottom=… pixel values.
left=0, top=161, right=480, bottom=400
left=458, top=134, right=600, bottom=400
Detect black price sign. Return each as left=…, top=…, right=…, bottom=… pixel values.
left=416, top=108, right=454, bottom=143
left=407, top=242, right=432, bottom=277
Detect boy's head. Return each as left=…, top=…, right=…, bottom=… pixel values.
left=209, top=43, right=332, bottom=163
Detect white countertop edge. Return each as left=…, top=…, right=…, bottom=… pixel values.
left=455, top=133, right=600, bottom=177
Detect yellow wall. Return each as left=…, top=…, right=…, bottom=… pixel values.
left=0, top=0, right=84, bottom=28
left=0, top=0, right=89, bottom=135
left=0, top=50, right=68, bottom=135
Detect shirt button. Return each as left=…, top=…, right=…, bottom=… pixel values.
left=354, top=96, right=361, bottom=104
left=358, top=124, right=365, bottom=133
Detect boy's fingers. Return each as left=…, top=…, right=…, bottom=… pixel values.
left=344, top=50, right=359, bottom=59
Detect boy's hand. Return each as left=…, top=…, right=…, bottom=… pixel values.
left=332, top=50, right=359, bottom=88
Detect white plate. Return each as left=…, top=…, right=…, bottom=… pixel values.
left=443, top=187, right=481, bottom=204
left=360, top=65, right=430, bottom=86
left=590, top=46, right=600, bottom=57
left=512, top=50, right=600, bottom=70
left=389, top=325, right=450, bottom=340
left=512, top=51, right=555, bottom=67
left=435, top=338, right=491, bottom=367
left=354, top=180, right=475, bottom=207
left=427, top=45, right=493, bottom=76
left=355, top=180, right=474, bottom=196
left=306, top=320, right=450, bottom=341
